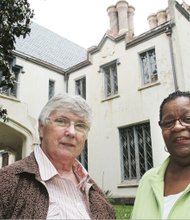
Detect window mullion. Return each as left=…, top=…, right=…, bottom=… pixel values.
left=110, top=66, right=114, bottom=95
left=134, top=126, right=140, bottom=180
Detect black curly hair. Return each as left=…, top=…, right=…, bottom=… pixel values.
left=159, top=90, right=190, bottom=121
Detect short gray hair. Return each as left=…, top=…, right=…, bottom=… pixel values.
left=38, top=93, right=92, bottom=127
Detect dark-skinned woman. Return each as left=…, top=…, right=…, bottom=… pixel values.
left=131, top=90, right=190, bottom=219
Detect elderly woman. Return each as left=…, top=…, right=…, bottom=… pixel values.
left=131, top=90, right=190, bottom=219
left=0, top=93, right=116, bottom=219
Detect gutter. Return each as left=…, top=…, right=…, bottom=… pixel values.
left=165, top=25, right=179, bottom=91
left=13, top=50, right=66, bottom=75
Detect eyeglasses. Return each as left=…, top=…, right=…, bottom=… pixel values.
left=159, top=116, right=190, bottom=130
left=46, top=116, right=89, bottom=134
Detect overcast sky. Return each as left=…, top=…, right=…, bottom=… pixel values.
left=28, top=0, right=187, bottom=48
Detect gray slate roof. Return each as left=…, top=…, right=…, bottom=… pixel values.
left=15, top=22, right=87, bottom=70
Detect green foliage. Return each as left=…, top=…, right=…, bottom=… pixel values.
left=113, top=204, right=133, bottom=220
left=104, top=190, right=133, bottom=219
left=0, top=0, right=34, bottom=120
left=104, top=189, right=114, bottom=203
left=0, top=0, right=34, bottom=88
left=0, top=106, right=8, bottom=122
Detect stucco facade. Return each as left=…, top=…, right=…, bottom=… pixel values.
left=68, top=0, right=190, bottom=199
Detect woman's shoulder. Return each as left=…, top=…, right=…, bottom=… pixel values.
left=143, top=166, right=159, bottom=177
left=0, top=152, right=35, bottom=177
left=141, top=157, right=169, bottom=181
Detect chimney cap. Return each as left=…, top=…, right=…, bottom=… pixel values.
left=107, top=5, right=116, bottom=12
left=116, top=0, right=128, bottom=8
left=157, top=9, right=167, bottom=13
left=147, top=13, right=157, bottom=20
left=128, top=5, right=135, bottom=12
left=128, top=5, right=135, bottom=10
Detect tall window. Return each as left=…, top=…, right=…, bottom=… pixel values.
left=75, top=77, right=86, bottom=99
left=102, top=61, right=118, bottom=98
left=119, top=122, right=153, bottom=181
left=0, top=57, right=22, bottom=97
left=140, top=49, right=157, bottom=85
left=75, top=77, right=88, bottom=169
left=78, top=141, right=88, bottom=171
left=1, top=152, right=9, bottom=167
left=49, top=80, right=55, bottom=99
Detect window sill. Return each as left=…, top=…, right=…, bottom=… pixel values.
left=117, top=180, right=139, bottom=188
left=138, top=81, right=161, bottom=91
left=0, top=94, right=19, bottom=102
left=101, top=94, right=120, bottom=102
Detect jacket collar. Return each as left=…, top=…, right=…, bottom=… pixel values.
left=15, top=152, right=42, bottom=181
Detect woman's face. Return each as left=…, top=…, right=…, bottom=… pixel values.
left=39, top=112, right=88, bottom=167
left=161, top=97, right=190, bottom=160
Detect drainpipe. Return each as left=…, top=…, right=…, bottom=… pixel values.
left=64, top=73, right=69, bottom=93
left=165, top=26, right=178, bottom=91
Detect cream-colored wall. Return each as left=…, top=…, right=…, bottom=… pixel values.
left=16, top=57, right=66, bottom=119
left=171, top=5, right=190, bottom=90
left=69, top=32, right=178, bottom=197
left=1, top=58, right=66, bottom=159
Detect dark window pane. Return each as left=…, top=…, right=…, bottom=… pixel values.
left=120, top=122, right=153, bottom=181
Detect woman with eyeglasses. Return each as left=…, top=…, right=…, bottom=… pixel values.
left=131, top=90, right=190, bottom=220
left=0, top=93, right=116, bottom=219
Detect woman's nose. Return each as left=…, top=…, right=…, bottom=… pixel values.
left=65, top=123, right=76, bottom=137
left=172, top=119, right=185, bottom=130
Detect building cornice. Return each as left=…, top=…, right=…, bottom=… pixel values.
left=176, top=1, right=190, bottom=21
left=125, top=22, right=175, bottom=50
left=13, top=50, right=66, bottom=75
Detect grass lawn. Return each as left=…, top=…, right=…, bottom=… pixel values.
left=113, top=204, right=133, bottom=220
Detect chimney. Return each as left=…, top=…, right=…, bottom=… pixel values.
left=165, top=7, right=170, bottom=21
left=156, top=10, right=167, bottom=25
left=127, top=5, right=135, bottom=37
left=107, top=5, right=119, bottom=35
left=147, top=13, right=158, bottom=29
left=116, top=0, right=129, bottom=35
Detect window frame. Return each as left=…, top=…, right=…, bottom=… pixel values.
left=100, top=59, right=119, bottom=98
left=119, top=122, right=153, bottom=183
left=75, top=76, right=88, bottom=169
left=139, top=48, right=158, bottom=85
left=75, top=76, right=86, bottom=99
left=48, top=79, right=55, bottom=100
left=0, top=57, right=22, bottom=98
left=78, top=140, right=88, bottom=171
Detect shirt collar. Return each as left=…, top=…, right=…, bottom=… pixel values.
left=34, top=145, right=58, bottom=181
left=34, top=145, right=89, bottom=185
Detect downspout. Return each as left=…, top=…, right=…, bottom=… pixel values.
left=64, top=73, right=69, bottom=93
left=165, top=26, right=179, bottom=91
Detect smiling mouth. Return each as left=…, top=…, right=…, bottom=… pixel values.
left=175, top=137, right=190, bottom=145
left=176, top=137, right=189, bottom=141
